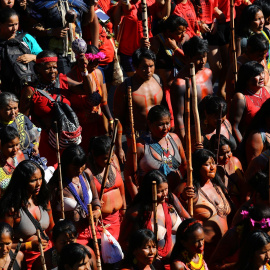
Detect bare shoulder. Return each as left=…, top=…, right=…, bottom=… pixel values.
left=169, top=133, right=181, bottom=144
left=171, top=260, right=186, bottom=270
left=233, top=92, right=245, bottom=100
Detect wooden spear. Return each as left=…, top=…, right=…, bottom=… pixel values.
left=36, top=230, right=47, bottom=270
left=99, top=119, right=119, bottom=201
left=128, top=86, right=138, bottom=186
left=55, top=121, right=65, bottom=220
left=185, top=77, right=193, bottom=216
left=141, top=0, right=149, bottom=48
left=152, top=181, right=158, bottom=240
left=87, top=204, right=102, bottom=270
left=190, top=63, right=202, bottom=149
left=215, top=104, right=223, bottom=164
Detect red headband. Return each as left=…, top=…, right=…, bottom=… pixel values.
left=36, top=57, right=58, bottom=64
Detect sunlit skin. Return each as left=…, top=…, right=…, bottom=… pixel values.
left=250, top=11, right=265, bottom=33
left=247, top=72, right=265, bottom=92
left=0, top=101, right=18, bottom=122
left=28, top=169, right=42, bottom=197
left=36, top=62, right=58, bottom=84
left=88, top=154, right=125, bottom=215
left=148, top=115, right=171, bottom=139
left=133, top=240, right=157, bottom=269
left=0, top=0, right=14, bottom=8
left=253, top=243, right=270, bottom=270
left=156, top=182, right=169, bottom=203
left=1, top=137, right=20, bottom=158
left=0, top=15, right=18, bottom=40
left=200, top=157, right=217, bottom=182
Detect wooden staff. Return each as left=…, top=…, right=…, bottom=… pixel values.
left=185, top=77, right=193, bottom=216
left=141, top=0, right=149, bottom=48
left=7, top=239, right=23, bottom=270
left=190, top=63, right=202, bottom=149
left=87, top=204, right=102, bottom=270
left=152, top=181, right=158, bottom=240
left=215, top=104, right=223, bottom=164
left=99, top=119, right=119, bottom=201
left=54, top=121, right=65, bottom=220
left=128, top=86, right=138, bottom=186
left=36, top=230, right=47, bottom=270
left=230, top=0, right=238, bottom=88
left=268, top=157, right=270, bottom=206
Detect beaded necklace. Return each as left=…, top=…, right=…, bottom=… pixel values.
left=0, top=152, right=17, bottom=175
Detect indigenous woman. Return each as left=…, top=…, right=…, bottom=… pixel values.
left=170, top=218, right=208, bottom=270
left=87, top=135, right=126, bottom=241
left=209, top=134, right=245, bottom=209
left=0, top=92, right=40, bottom=159
left=236, top=230, right=270, bottom=270
left=180, top=149, right=231, bottom=261
left=20, top=50, right=93, bottom=167
left=119, top=170, right=190, bottom=270
left=0, top=8, right=42, bottom=94
left=231, top=61, right=270, bottom=143
left=124, top=105, right=187, bottom=198
left=32, top=219, right=97, bottom=270
left=196, top=95, right=237, bottom=152
left=0, top=160, right=54, bottom=270
left=242, top=99, right=270, bottom=166
left=49, top=144, right=101, bottom=246
left=120, top=229, right=157, bottom=270
left=68, top=43, right=114, bottom=152
left=0, top=222, right=24, bottom=270
left=0, top=126, right=24, bottom=196
left=210, top=204, right=270, bottom=270
left=58, top=243, right=93, bottom=270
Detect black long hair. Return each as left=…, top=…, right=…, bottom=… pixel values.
left=236, top=230, right=270, bottom=270
left=0, top=160, right=50, bottom=218
left=170, top=218, right=204, bottom=261
left=129, top=170, right=174, bottom=228
left=58, top=243, right=91, bottom=270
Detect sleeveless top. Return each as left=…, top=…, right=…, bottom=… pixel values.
left=139, top=134, right=181, bottom=177
left=243, top=87, right=270, bottom=127
left=14, top=207, right=50, bottom=240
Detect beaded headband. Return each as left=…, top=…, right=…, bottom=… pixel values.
left=183, top=220, right=203, bottom=233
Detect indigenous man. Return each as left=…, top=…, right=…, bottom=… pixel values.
left=113, top=48, right=163, bottom=163
left=170, top=36, right=213, bottom=142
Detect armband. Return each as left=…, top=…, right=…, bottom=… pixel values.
left=109, top=119, right=114, bottom=124
left=33, top=142, right=39, bottom=146
left=81, top=70, right=89, bottom=77
left=173, top=47, right=179, bottom=53
left=25, top=241, right=32, bottom=251
left=101, top=101, right=108, bottom=106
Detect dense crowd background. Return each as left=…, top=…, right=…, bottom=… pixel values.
left=0, top=0, right=270, bottom=269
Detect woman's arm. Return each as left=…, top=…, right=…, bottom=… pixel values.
left=45, top=201, right=55, bottom=239
left=123, top=140, right=145, bottom=199
left=172, top=194, right=190, bottom=219
left=84, top=169, right=101, bottom=220
left=20, top=86, right=34, bottom=116
left=230, top=93, right=246, bottom=143
left=96, top=69, right=114, bottom=133
left=67, top=74, right=93, bottom=95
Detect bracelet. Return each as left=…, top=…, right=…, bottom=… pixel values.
left=33, top=142, right=39, bottom=146
left=173, top=47, right=179, bottom=53
left=109, top=119, right=114, bottom=124
left=81, top=70, right=89, bottom=77
left=117, top=130, right=123, bottom=134
left=47, top=28, right=53, bottom=36
left=25, top=241, right=32, bottom=251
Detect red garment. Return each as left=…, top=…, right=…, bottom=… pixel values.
left=82, top=21, right=115, bottom=66
left=118, top=0, right=155, bottom=56
left=173, top=0, right=200, bottom=38
left=145, top=202, right=172, bottom=258
left=67, top=67, right=107, bottom=152
left=24, top=241, right=52, bottom=270
left=21, top=74, right=69, bottom=167
left=243, top=87, right=270, bottom=126
left=76, top=226, right=92, bottom=246
left=217, top=0, right=239, bottom=22
left=200, top=0, right=218, bottom=24
left=94, top=168, right=123, bottom=240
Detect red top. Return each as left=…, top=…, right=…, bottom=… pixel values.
left=118, top=0, right=155, bottom=56
left=217, top=0, right=240, bottom=22
left=82, top=20, right=115, bottom=65
left=243, top=87, right=270, bottom=126
left=173, top=0, right=200, bottom=38
left=26, top=74, right=70, bottom=121
left=200, top=0, right=218, bottom=24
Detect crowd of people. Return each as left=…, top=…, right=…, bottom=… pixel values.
left=0, top=0, right=270, bottom=269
